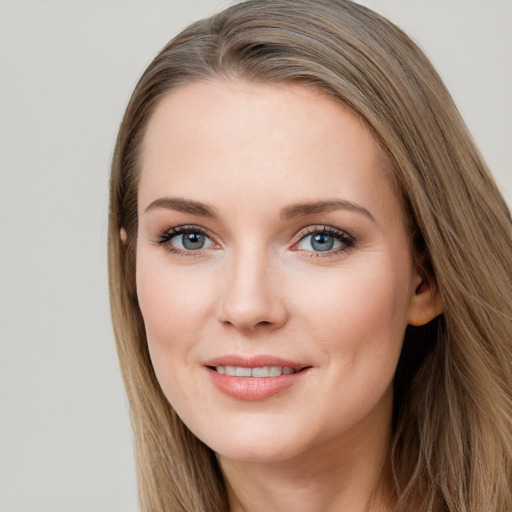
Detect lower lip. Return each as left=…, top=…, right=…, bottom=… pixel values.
left=207, top=368, right=309, bottom=401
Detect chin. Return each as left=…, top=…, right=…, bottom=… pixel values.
left=215, top=441, right=304, bottom=464
left=197, top=421, right=317, bottom=464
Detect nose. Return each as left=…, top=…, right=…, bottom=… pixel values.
left=217, top=249, right=288, bottom=333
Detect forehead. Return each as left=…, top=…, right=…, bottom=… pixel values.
left=138, top=79, right=397, bottom=218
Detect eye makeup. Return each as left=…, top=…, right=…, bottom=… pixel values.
left=153, top=224, right=216, bottom=256
left=291, top=225, right=356, bottom=258
left=152, top=223, right=356, bottom=259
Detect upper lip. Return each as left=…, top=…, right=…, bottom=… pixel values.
left=203, top=354, right=311, bottom=371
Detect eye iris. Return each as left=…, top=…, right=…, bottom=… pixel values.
left=182, top=232, right=205, bottom=250
left=311, top=233, right=334, bottom=251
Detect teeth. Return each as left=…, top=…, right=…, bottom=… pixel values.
left=235, top=367, right=252, bottom=377
left=225, top=366, right=236, bottom=376
left=270, top=365, right=283, bottom=376
left=214, top=365, right=296, bottom=377
left=252, top=367, right=270, bottom=377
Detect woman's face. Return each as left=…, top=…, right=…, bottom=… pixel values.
left=135, top=80, right=433, bottom=462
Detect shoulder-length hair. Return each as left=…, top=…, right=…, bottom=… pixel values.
left=108, top=1, right=512, bottom=510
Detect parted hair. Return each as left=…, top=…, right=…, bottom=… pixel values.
left=108, top=1, right=512, bottom=511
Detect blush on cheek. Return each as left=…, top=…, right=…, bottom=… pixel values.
left=307, top=270, right=408, bottom=372
left=137, top=254, right=208, bottom=326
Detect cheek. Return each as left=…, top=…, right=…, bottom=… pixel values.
left=291, top=261, right=411, bottom=432
left=136, top=253, right=214, bottom=343
left=296, top=258, right=411, bottom=364
left=135, top=252, right=216, bottom=409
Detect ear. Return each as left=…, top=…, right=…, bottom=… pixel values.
left=407, top=273, right=443, bottom=326
left=120, top=228, right=127, bottom=245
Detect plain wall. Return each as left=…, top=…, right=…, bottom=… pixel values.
left=0, top=1, right=510, bottom=511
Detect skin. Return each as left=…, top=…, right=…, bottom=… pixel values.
left=134, top=80, right=441, bottom=512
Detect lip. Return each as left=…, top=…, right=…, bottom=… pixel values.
left=204, top=354, right=310, bottom=370
left=203, top=354, right=312, bottom=401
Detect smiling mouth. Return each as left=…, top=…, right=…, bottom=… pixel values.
left=205, top=360, right=312, bottom=400
left=208, top=365, right=303, bottom=377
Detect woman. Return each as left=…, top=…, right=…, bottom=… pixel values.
left=108, top=1, right=512, bottom=511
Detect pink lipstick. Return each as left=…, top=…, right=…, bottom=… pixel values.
left=204, top=355, right=312, bottom=401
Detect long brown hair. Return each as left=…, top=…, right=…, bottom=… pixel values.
left=108, top=1, right=512, bottom=510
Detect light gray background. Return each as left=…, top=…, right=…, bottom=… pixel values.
left=0, top=1, right=510, bottom=511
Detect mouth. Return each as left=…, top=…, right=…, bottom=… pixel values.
left=208, top=365, right=304, bottom=377
left=204, top=356, right=312, bottom=401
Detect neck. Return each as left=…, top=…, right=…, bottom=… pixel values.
left=218, top=389, right=394, bottom=512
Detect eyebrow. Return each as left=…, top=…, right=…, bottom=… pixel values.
left=144, top=197, right=218, bottom=217
left=144, top=196, right=375, bottom=223
left=280, top=199, right=376, bottom=223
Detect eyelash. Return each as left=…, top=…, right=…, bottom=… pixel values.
left=153, top=225, right=213, bottom=256
left=153, top=224, right=356, bottom=258
left=294, top=226, right=355, bottom=258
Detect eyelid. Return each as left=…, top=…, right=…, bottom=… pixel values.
left=153, top=223, right=355, bottom=257
left=291, top=225, right=356, bottom=256
left=153, top=224, right=219, bottom=255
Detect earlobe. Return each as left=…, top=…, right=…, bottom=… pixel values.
left=120, top=228, right=127, bottom=245
left=407, top=275, right=443, bottom=326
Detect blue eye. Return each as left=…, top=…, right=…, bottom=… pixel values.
left=155, top=226, right=215, bottom=253
left=310, top=233, right=336, bottom=251
left=297, top=227, right=354, bottom=254
left=174, top=232, right=209, bottom=250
